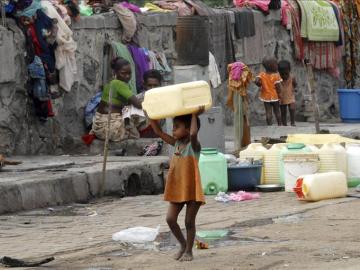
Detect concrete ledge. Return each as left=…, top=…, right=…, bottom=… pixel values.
left=72, top=12, right=177, bottom=30
left=136, top=12, right=177, bottom=26
left=0, top=156, right=169, bottom=214
left=72, top=13, right=120, bottom=29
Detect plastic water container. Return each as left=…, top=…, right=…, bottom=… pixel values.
left=239, top=143, right=267, bottom=183
left=227, top=164, right=262, bottom=191
left=280, top=143, right=312, bottom=185
left=346, top=144, right=360, bottom=187
left=337, top=89, right=360, bottom=123
left=263, top=143, right=287, bottom=185
left=318, top=143, right=347, bottom=176
left=307, top=144, right=319, bottom=153
left=199, top=148, right=228, bottom=195
left=282, top=154, right=319, bottom=192
left=294, top=172, right=348, bottom=201
left=142, top=81, right=212, bottom=120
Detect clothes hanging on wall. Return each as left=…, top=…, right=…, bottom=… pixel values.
left=243, top=10, right=264, bottom=65
left=330, top=1, right=344, bottom=47
left=233, top=8, right=255, bottom=39
left=41, top=0, right=77, bottom=92
left=152, top=0, right=193, bottom=16
left=297, top=0, right=339, bottom=42
left=34, top=9, right=56, bottom=73
left=285, top=0, right=342, bottom=73
left=208, top=11, right=235, bottom=81
left=146, top=50, right=172, bottom=81
left=208, top=52, right=221, bottom=88
left=27, top=56, right=54, bottom=120
left=338, top=0, right=360, bottom=88
left=233, top=0, right=271, bottom=14
left=128, top=45, right=150, bottom=91
left=227, top=62, right=253, bottom=150
left=113, top=3, right=137, bottom=43
left=226, top=62, right=253, bottom=110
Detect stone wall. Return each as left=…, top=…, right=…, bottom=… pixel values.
left=0, top=13, right=176, bottom=155
left=0, top=10, right=358, bottom=155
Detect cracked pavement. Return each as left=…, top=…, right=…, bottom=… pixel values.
left=1, top=191, right=359, bottom=269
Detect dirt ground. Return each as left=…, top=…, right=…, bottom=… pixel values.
left=1, top=191, right=360, bottom=270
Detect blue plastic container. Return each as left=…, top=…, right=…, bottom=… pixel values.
left=337, top=89, right=360, bottom=123
left=227, top=164, right=262, bottom=191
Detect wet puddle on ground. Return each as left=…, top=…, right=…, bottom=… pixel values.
left=104, top=224, right=287, bottom=260
left=101, top=214, right=302, bottom=259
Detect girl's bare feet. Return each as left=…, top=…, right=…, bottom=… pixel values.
left=179, top=252, right=193, bottom=261
left=173, top=246, right=186, bottom=260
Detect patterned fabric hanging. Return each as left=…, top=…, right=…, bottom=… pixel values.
left=338, top=0, right=360, bottom=88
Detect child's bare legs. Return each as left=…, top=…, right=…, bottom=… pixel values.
left=272, top=101, right=282, bottom=126
left=289, top=103, right=296, bottom=126
left=280, top=105, right=288, bottom=126
left=166, top=202, right=186, bottom=260
left=179, top=201, right=201, bottom=262
left=264, top=102, right=273, bottom=125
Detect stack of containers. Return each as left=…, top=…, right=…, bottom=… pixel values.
left=239, top=143, right=267, bottom=184
left=263, top=143, right=287, bottom=185
left=346, top=144, right=360, bottom=187
left=318, top=143, right=347, bottom=176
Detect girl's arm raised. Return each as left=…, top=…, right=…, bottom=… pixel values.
left=190, top=106, right=204, bottom=152
left=149, top=119, right=176, bottom=146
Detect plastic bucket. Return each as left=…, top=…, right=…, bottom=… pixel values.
left=227, top=165, right=262, bottom=191
left=337, top=89, right=360, bottom=123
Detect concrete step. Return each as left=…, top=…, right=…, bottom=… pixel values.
left=0, top=156, right=169, bottom=214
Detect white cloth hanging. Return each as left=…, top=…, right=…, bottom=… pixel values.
left=209, top=52, right=221, bottom=88
left=41, top=0, right=77, bottom=92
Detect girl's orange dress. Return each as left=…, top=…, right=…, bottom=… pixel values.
left=164, top=141, right=205, bottom=204
left=257, top=72, right=282, bottom=102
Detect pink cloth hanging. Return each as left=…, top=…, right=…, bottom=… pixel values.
left=233, top=0, right=271, bottom=13
left=230, top=62, right=245, bottom=81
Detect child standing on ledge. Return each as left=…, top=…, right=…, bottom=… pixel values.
left=276, top=60, right=297, bottom=126
left=149, top=107, right=205, bottom=262
left=255, top=57, right=282, bottom=126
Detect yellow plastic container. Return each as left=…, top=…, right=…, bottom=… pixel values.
left=263, top=143, right=287, bottom=185
left=294, top=172, right=348, bottom=202
left=239, top=143, right=267, bottom=183
left=142, top=81, right=212, bottom=120
left=318, top=143, right=347, bottom=176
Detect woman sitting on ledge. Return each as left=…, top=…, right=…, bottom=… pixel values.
left=91, top=57, right=142, bottom=142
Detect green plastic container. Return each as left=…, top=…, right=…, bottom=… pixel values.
left=199, top=148, right=228, bottom=195
left=279, top=143, right=312, bottom=185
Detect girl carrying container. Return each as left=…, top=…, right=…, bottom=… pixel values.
left=149, top=107, right=205, bottom=262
